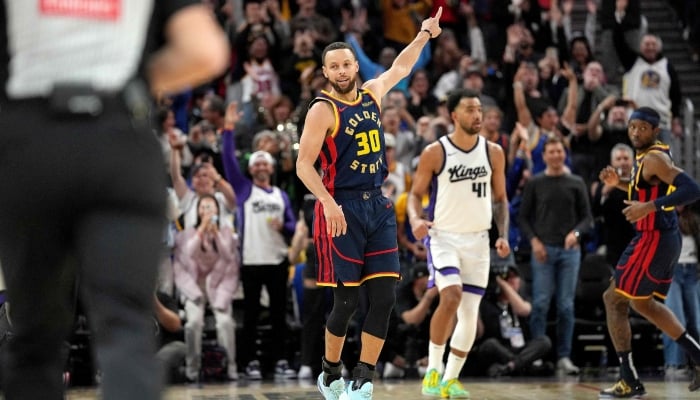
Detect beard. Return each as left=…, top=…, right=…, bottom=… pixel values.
left=460, top=122, right=481, bottom=135
left=329, top=76, right=357, bottom=95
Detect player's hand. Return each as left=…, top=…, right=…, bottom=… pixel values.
left=420, top=7, right=442, bottom=39
left=599, top=166, right=620, bottom=187
left=495, top=237, right=511, bottom=258
left=622, top=200, right=656, bottom=223
left=323, top=201, right=347, bottom=237
left=410, top=216, right=433, bottom=241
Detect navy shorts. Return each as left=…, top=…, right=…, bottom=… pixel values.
left=614, top=229, right=681, bottom=299
left=313, top=189, right=400, bottom=286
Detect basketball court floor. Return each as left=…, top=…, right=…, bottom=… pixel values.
left=63, top=375, right=700, bottom=399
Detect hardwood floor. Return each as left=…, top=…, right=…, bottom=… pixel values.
left=63, top=376, right=700, bottom=399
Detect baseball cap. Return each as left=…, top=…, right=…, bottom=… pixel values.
left=248, top=150, right=276, bottom=167
left=465, top=64, right=482, bottom=78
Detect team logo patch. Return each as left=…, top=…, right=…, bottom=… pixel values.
left=40, top=0, right=121, bottom=20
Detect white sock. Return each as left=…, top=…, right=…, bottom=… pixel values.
left=442, top=352, right=466, bottom=382
left=428, top=341, right=445, bottom=373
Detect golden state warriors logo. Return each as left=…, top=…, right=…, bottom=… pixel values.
left=640, top=69, right=661, bottom=89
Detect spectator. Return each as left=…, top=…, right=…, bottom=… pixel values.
left=662, top=204, right=700, bottom=378
left=385, top=89, right=417, bottom=132
left=221, top=103, right=298, bottom=380
left=154, top=292, right=187, bottom=383
left=517, top=136, right=593, bottom=376
left=475, top=265, right=552, bottom=377
left=479, top=106, right=510, bottom=167
left=290, top=0, right=338, bottom=47
left=461, top=64, right=498, bottom=108
left=381, top=262, right=438, bottom=379
left=510, top=63, right=577, bottom=174
left=174, top=194, right=239, bottom=382
left=615, top=31, right=683, bottom=143
left=380, top=0, right=433, bottom=53
left=590, top=143, right=636, bottom=267
left=406, top=69, right=440, bottom=121
left=169, top=139, right=236, bottom=230
left=382, top=105, right=419, bottom=171
left=384, top=133, right=411, bottom=203
left=280, top=28, right=321, bottom=104
left=561, top=61, right=617, bottom=185
left=599, top=0, right=642, bottom=83
left=587, top=95, right=635, bottom=186
left=158, top=106, right=193, bottom=174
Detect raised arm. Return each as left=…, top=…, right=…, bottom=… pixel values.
left=587, top=95, right=617, bottom=142
left=512, top=67, right=532, bottom=128
left=363, top=7, right=443, bottom=100
left=559, top=64, right=578, bottom=131
left=168, top=136, right=189, bottom=200
left=221, top=102, right=253, bottom=200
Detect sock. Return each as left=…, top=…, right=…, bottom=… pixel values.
left=351, top=362, right=375, bottom=390
left=428, top=341, right=446, bottom=373
left=676, top=331, right=700, bottom=365
left=442, top=352, right=466, bottom=382
left=617, top=351, right=639, bottom=383
left=322, top=356, right=342, bottom=386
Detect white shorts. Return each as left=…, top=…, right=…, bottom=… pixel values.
left=427, top=229, right=490, bottom=291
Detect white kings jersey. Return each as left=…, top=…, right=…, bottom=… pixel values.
left=429, top=135, right=493, bottom=233
left=242, top=185, right=289, bottom=265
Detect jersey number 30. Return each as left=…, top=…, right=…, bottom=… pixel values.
left=356, top=129, right=381, bottom=156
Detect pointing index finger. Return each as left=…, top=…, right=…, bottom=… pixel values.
left=434, top=6, right=443, bottom=20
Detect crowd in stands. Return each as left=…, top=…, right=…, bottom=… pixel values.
left=100, top=0, right=700, bottom=384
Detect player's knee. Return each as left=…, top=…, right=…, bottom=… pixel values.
left=326, top=285, right=360, bottom=336
left=439, top=286, right=462, bottom=310
left=362, top=278, right=397, bottom=339
left=602, top=285, right=618, bottom=304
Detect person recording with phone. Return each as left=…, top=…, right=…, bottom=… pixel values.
left=472, top=265, right=551, bottom=377
left=173, top=194, right=240, bottom=382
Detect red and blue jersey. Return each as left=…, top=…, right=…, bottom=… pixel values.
left=629, top=142, right=678, bottom=231
left=311, top=88, right=387, bottom=194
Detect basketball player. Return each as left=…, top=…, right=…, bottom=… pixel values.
left=295, top=8, right=443, bottom=400
left=408, top=89, right=510, bottom=398
left=599, top=107, right=700, bottom=398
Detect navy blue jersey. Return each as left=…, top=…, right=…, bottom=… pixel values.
left=630, top=142, right=678, bottom=231
left=311, top=88, right=387, bottom=193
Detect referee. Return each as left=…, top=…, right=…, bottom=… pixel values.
left=0, top=1, right=228, bottom=399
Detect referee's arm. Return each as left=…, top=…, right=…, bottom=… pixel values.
left=148, top=4, right=229, bottom=96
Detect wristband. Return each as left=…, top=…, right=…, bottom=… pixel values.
left=422, top=29, right=433, bottom=39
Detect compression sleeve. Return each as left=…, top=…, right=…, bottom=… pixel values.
left=653, top=172, right=700, bottom=210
